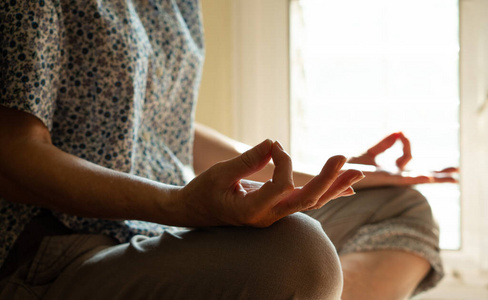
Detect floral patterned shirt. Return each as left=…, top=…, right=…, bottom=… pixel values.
left=0, top=0, right=204, bottom=267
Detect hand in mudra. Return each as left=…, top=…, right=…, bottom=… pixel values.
left=179, top=140, right=364, bottom=227
left=347, top=132, right=458, bottom=189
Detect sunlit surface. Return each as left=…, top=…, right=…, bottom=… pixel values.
left=290, top=0, right=460, bottom=249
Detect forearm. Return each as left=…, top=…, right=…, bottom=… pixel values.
left=0, top=137, right=185, bottom=226
left=193, top=123, right=277, bottom=182
left=193, top=123, right=244, bottom=174
left=194, top=123, right=319, bottom=185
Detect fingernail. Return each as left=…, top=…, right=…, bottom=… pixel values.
left=340, top=188, right=356, bottom=197
left=352, top=172, right=365, bottom=182
left=257, top=139, right=273, bottom=155
left=260, top=139, right=273, bottom=146
left=275, top=141, right=284, bottom=151
left=335, top=156, right=347, bottom=171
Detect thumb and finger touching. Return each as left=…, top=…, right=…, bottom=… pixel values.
left=395, top=132, right=412, bottom=170
left=250, top=141, right=296, bottom=213
left=348, top=132, right=399, bottom=165
left=353, top=132, right=412, bottom=170
left=270, top=141, right=295, bottom=190
left=218, top=139, right=273, bottom=185
left=212, top=139, right=364, bottom=226
left=198, top=139, right=273, bottom=226
left=366, top=132, right=399, bottom=158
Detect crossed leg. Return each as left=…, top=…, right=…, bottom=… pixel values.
left=307, top=186, right=442, bottom=300
left=1, top=213, right=344, bottom=300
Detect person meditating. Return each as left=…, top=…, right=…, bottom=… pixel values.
left=0, top=1, right=457, bottom=299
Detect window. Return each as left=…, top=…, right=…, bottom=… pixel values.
left=231, top=0, right=488, bottom=285
left=289, top=0, right=460, bottom=250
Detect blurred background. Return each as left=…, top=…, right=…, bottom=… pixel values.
left=197, top=1, right=488, bottom=298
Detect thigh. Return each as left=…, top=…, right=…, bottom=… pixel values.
left=30, top=214, right=342, bottom=300
left=0, top=234, right=117, bottom=300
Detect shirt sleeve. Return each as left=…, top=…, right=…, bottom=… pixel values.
left=0, top=0, right=63, bottom=131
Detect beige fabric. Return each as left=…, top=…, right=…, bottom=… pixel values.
left=0, top=214, right=342, bottom=300
left=0, top=187, right=441, bottom=299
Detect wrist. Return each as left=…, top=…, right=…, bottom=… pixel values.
left=145, top=183, right=187, bottom=226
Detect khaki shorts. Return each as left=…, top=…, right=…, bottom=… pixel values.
left=0, top=187, right=441, bottom=299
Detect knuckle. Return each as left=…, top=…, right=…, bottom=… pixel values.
left=282, top=152, right=293, bottom=165
left=275, top=182, right=294, bottom=195
left=300, top=196, right=319, bottom=209
left=238, top=208, right=275, bottom=228
left=207, top=162, right=228, bottom=185
left=240, top=151, right=255, bottom=169
left=238, top=207, right=259, bottom=226
left=210, top=161, right=225, bottom=173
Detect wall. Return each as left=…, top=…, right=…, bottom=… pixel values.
left=197, top=0, right=290, bottom=147
left=196, top=0, right=234, bottom=137
left=458, top=0, right=488, bottom=271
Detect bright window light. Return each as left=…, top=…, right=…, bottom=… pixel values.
left=290, top=0, right=460, bottom=249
